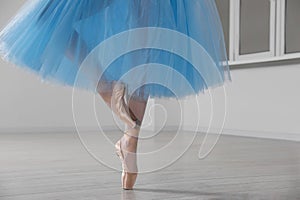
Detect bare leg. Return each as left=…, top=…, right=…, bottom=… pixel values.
left=98, top=87, right=149, bottom=149
left=118, top=96, right=148, bottom=189
left=98, top=91, right=113, bottom=109
left=128, top=97, right=148, bottom=125
left=122, top=97, right=148, bottom=152
left=98, top=83, right=148, bottom=128
left=99, top=83, right=148, bottom=189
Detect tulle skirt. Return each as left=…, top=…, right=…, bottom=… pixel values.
left=0, top=0, right=232, bottom=100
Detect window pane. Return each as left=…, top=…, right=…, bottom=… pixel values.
left=239, top=0, right=270, bottom=55
left=215, top=0, right=230, bottom=56
left=285, top=0, right=300, bottom=53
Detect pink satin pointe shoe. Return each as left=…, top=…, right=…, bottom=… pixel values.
left=115, top=124, right=140, bottom=190
left=111, top=81, right=137, bottom=129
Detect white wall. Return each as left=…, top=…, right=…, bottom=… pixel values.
left=0, top=0, right=82, bottom=131
left=0, top=0, right=155, bottom=133
left=1, top=1, right=300, bottom=141
left=182, top=60, right=300, bottom=141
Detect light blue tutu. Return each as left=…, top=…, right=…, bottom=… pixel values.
left=0, top=0, right=231, bottom=100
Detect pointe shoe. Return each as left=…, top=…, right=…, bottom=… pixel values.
left=115, top=125, right=140, bottom=190
left=111, top=81, right=137, bottom=128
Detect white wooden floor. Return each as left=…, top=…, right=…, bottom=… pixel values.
left=0, top=131, right=299, bottom=200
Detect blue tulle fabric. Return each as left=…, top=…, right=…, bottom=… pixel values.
left=0, top=0, right=231, bottom=100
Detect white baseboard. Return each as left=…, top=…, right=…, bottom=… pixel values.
left=0, top=124, right=154, bottom=134
left=1, top=126, right=299, bottom=142
left=0, top=126, right=115, bottom=134
left=183, top=125, right=300, bottom=142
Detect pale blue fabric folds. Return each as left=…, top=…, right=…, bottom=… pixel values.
left=0, top=0, right=231, bottom=100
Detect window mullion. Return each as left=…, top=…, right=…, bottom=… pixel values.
left=231, top=0, right=240, bottom=61
left=276, top=0, right=286, bottom=57
left=269, top=0, right=276, bottom=57
left=229, top=0, right=235, bottom=61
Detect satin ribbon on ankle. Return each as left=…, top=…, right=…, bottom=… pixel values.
left=124, top=123, right=140, bottom=139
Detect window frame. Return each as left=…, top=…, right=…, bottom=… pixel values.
left=277, top=0, right=300, bottom=59
left=227, top=0, right=300, bottom=66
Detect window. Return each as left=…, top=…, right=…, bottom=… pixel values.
left=215, top=0, right=230, bottom=56
left=284, top=0, right=300, bottom=54
left=239, top=0, right=271, bottom=55
left=215, top=0, right=300, bottom=65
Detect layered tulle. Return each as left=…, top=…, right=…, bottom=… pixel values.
left=0, top=0, right=231, bottom=100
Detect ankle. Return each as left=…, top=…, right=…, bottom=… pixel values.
left=122, top=134, right=138, bottom=144
left=124, top=123, right=140, bottom=138
left=121, top=134, right=138, bottom=153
